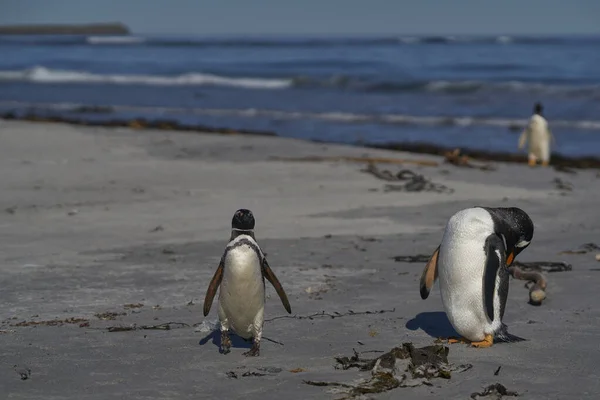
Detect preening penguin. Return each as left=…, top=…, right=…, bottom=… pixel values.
left=419, top=207, right=534, bottom=348
left=203, top=209, right=292, bottom=356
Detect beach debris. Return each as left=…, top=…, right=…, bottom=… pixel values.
left=553, top=177, right=573, bottom=192
left=470, top=383, right=518, bottom=399
left=508, top=266, right=547, bottom=305
left=94, top=311, right=126, bottom=320
left=226, top=366, right=282, bottom=379
left=596, top=254, right=600, bottom=262
left=123, top=303, right=144, bottom=309
left=306, top=343, right=472, bottom=397
left=494, top=366, right=502, bottom=376
left=512, top=260, right=572, bottom=273
left=4, top=112, right=278, bottom=137
left=392, top=254, right=430, bottom=263
left=369, top=142, right=600, bottom=171
left=11, top=317, right=88, bottom=327
left=554, top=164, right=577, bottom=174
left=271, top=155, right=438, bottom=167
left=14, top=365, right=31, bottom=380
left=508, top=260, right=574, bottom=304
left=444, top=148, right=496, bottom=171
left=265, top=308, right=395, bottom=323
left=361, top=164, right=454, bottom=194
left=5, top=206, right=17, bottom=214
left=67, top=209, right=79, bottom=216
left=290, top=368, right=305, bottom=373
left=558, top=242, right=600, bottom=255
left=149, top=225, right=164, bottom=232
left=106, top=322, right=190, bottom=332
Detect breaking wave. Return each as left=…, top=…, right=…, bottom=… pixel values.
left=0, top=66, right=291, bottom=89
left=1, top=66, right=598, bottom=98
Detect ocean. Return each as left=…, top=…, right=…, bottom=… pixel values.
left=1, top=34, right=599, bottom=157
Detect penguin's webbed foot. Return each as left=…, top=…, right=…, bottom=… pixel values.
left=220, top=331, right=232, bottom=354
left=470, top=334, right=494, bottom=348
left=243, top=341, right=260, bottom=357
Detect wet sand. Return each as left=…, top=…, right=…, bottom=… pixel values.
left=1, top=120, right=599, bottom=399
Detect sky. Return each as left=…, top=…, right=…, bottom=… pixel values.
left=1, top=0, right=599, bottom=35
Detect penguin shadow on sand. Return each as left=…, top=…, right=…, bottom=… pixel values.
left=405, top=311, right=459, bottom=339
left=198, top=329, right=252, bottom=353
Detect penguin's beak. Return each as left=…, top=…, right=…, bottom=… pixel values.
left=506, top=251, right=515, bottom=266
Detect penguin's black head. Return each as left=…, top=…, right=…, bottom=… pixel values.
left=483, top=207, right=534, bottom=266
left=534, top=102, right=543, bottom=115
left=231, top=209, right=255, bottom=230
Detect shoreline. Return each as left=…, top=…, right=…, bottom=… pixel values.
left=3, top=111, right=599, bottom=170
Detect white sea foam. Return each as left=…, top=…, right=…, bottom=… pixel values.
left=0, top=66, right=292, bottom=89
left=496, top=35, right=513, bottom=44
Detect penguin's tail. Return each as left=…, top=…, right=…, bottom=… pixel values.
left=495, top=323, right=527, bottom=343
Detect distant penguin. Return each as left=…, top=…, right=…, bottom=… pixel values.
left=518, top=102, right=555, bottom=167
left=203, top=209, right=292, bottom=356
left=419, top=207, right=534, bottom=347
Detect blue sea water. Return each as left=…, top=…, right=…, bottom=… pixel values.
left=0, top=34, right=599, bottom=156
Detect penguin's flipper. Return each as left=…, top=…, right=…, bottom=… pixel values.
left=420, top=245, right=440, bottom=300
left=262, top=259, right=292, bottom=314
left=483, top=235, right=505, bottom=322
left=203, top=261, right=224, bottom=317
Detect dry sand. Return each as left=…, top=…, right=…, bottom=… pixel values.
left=1, top=120, right=599, bottom=399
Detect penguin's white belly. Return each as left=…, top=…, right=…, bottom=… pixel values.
left=438, top=238, right=493, bottom=341
left=218, top=246, right=264, bottom=338
left=529, top=131, right=550, bottom=160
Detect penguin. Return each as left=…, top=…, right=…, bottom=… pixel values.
left=518, top=102, right=555, bottom=167
left=203, top=209, right=291, bottom=356
left=419, top=207, right=534, bottom=348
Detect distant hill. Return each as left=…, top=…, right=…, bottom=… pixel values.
left=0, top=22, right=130, bottom=35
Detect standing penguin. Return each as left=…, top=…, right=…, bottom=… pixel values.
left=419, top=207, right=534, bottom=348
left=203, top=209, right=292, bottom=356
left=518, top=102, right=555, bottom=167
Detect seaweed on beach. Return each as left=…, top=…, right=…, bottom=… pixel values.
left=558, top=242, right=600, bottom=255
left=361, top=164, right=454, bottom=194
left=443, top=148, right=496, bottom=171
left=512, top=260, right=572, bottom=273
left=225, top=366, right=282, bottom=379
left=11, top=317, right=88, bottom=327
left=94, top=311, right=126, bottom=320
left=1, top=112, right=278, bottom=137
left=368, top=141, right=600, bottom=170
left=265, top=308, right=395, bottom=323
left=553, top=177, right=573, bottom=192
left=471, top=383, right=519, bottom=399
left=508, top=266, right=547, bottom=305
left=305, top=343, right=472, bottom=398
left=106, top=322, right=190, bottom=332
left=392, top=254, right=431, bottom=263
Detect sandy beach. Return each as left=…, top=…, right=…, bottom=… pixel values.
left=1, top=119, right=599, bottom=399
